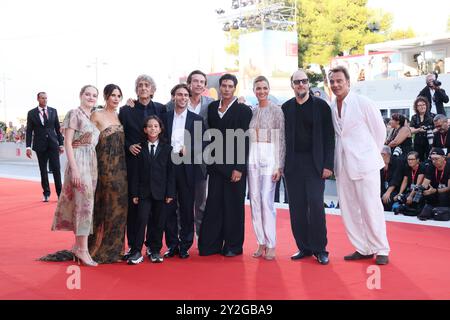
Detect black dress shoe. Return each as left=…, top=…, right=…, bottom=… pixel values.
left=179, top=250, right=190, bottom=259
left=42, top=195, right=49, bottom=202
left=127, top=251, right=144, bottom=265
left=291, top=250, right=313, bottom=260
left=314, top=252, right=329, bottom=265
left=344, top=251, right=374, bottom=261
left=122, top=248, right=132, bottom=261
left=163, top=247, right=180, bottom=258
left=150, top=252, right=163, bottom=263
left=375, top=255, right=389, bottom=265
left=222, top=250, right=241, bottom=257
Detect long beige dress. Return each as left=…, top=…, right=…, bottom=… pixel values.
left=51, top=107, right=99, bottom=236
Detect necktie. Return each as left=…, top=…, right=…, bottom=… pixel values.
left=41, top=108, right=48, bottom=126
left=150, top=144, right=155, bottom=159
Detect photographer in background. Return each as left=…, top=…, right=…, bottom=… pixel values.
left=417, top=148, right=450, bottom=220
left=393, top=151, right=426, bottom=216
left=380, top=146, right=403, bottom=211
left=385, top=113, right=412, bottom=160
left=410, top=96, right=435, bottom=161
left=431, top=114, right=450, bottom=157
left=418, top=72, right=449, bottom=116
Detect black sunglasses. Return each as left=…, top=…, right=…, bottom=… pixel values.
left=292, top=79, right=309, bottom=85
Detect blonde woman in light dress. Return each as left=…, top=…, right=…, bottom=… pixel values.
left=51, top=85, right=100, bottom=266
left=248, top=76, right=285, bottom=260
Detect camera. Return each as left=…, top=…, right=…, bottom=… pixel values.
left=393, top=146, right=403, bottom=157
left=423, top=126, right=434, bottom=144
left=433, top=80, right=442, bottom=87
left=412, top=185, right=426, bottom=204
left=397, top=193, right=407, bottom=204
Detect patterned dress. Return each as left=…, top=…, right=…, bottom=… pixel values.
left=88, top=125, right=128, bottom=263
left=52, top=107, right=100, bottom=236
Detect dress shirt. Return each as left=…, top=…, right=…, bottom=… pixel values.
left=188, top=99, right=201, bottom=115
left=218, top=97, right=237, bottom=118
left=38, top=106, right=48, bottom=126
left=148, top=139, right=159, bottom=157
left=171, top=109, right=187, bottom=153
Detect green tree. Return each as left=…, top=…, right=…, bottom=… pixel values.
left=224, top=29, right=241, bottom=69
left=295, top=0, right=414, bottom=93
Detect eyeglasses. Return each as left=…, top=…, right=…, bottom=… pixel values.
left=292, top=79, right=309, bottom=85
left=430, top=157, right=442, bottom=161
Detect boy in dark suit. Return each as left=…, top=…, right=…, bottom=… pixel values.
left=128, top=115, right=175, bottom=264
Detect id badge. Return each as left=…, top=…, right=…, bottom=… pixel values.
left=384, top=181, right=389, bottom=190
left=443, top=148, right=448, bottom=155
left=438, top=184, right=446, bottom=189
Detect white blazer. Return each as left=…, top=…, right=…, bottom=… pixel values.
left=331, top=91, right=386, bottom=180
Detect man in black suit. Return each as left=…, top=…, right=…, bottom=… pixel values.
left=198, top=74, right=253, bottom=257
left=25, top=92, right=64, bottom=202
left=282, top=69, right=335, bottom=265
left=163, top=84, right=205, bottom=259
left=118, top=75, right=166, bottom=260
left=418, top=72, right=449, bottom=115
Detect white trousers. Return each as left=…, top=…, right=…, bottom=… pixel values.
left=248, top=142, right=277, bottom=248
left=336, top=165, right=390, bottom=256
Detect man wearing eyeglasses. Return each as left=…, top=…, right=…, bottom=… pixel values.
left=417, top=147, right=450, bottom=221
left=282, top=69, right=335, bottom=265
left=329, top=65, right=390, bottom=265
left=432, top=114, right=450, bottom=157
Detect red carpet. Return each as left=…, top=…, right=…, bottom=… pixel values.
left=1, top=177, right=449, bottom=300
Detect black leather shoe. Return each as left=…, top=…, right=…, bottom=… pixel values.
left=122, top=248, right=132, bottom=261
left=375, top=255, right=389, bottom=265
left=315, top=252, right=329, bottom=265
left=127, top=251, right=144, bottom=265
left=150, top=252, right=163, bottom=263
left=344, top=251, right=374, bottom=261
left=291, top=250, right=313, bottom=260
left=179, top=250, right=190, bottom=259
left=163, top=247, right=180, bottom=258
left=43, top=195, right=49, bottom=202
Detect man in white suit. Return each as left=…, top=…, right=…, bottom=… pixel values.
left=328, top=66, right=390, bottom=265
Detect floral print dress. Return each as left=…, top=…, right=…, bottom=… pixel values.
left=51, top=107, right=99, bottom=236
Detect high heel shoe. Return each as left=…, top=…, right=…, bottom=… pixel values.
left=264, top=247, right=276, bottom=260
left=72, top=248, right=98, bottom=267
left=252, top=245, right=266, bottom=258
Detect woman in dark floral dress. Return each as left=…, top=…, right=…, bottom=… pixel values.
left=88, top=84, right=128, bottom=264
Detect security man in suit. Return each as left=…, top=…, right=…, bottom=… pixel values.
left=26, top=92, right=64, bottom=202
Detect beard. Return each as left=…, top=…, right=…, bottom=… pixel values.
left=296, top=91, right=308, bottom=99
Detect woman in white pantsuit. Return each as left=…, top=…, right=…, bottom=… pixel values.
left=248, top=76, right=285, bottom=260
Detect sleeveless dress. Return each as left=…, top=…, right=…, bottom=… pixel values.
left=88, top=125, right=128, bottom=263
left=51, top=108, right=99, bottom=236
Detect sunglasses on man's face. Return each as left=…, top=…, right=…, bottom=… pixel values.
left=292, top=79, right=309, bottom=85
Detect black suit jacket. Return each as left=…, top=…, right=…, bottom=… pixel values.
left=130, top=141, right=175, bottom=201
left=207, top=99, right=253, bottom=178
left=26, top=106, right=64, bottom=152
left=162, top=110, right=206, bottom=187
left=281, top=96, right=335, bottom=176
left=119, top=100, right=166, bottom=156
left=418, top=86, right=449, bottom=115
